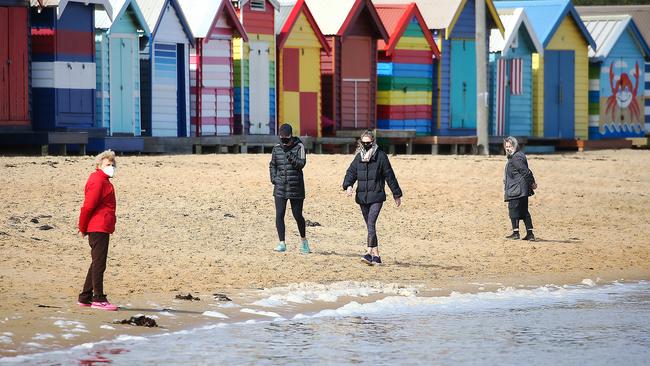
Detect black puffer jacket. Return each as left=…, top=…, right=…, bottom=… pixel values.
left=504, top=150, right=535, bottom=201
left=342, top=147, right=402, bottom=205
left=270, top=137, right=306, bottom=199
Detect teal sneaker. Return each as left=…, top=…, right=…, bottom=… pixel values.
left=274, top=242, right=286, bottom=252
left=300, top=240, right=311, bottom=254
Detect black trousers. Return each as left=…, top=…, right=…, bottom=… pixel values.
left=275, top=197, right=306, bottom=241
left=360, top=202, right=383, bottom=248
left=508, top=197, right=533, bottom=231
left=79, top=232, right=110, bottom=303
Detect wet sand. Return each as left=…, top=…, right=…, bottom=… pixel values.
left=1, top=150, right=649, bottom=355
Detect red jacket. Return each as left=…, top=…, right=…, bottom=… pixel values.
left=78, top=169, right=116, bottom=234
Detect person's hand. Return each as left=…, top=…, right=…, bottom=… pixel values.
left=79, top=231, right=87, bottom=239
left=395, top=197, right=401, bottom=207
left=531, top=182, right=538, bottom=190
left=346, top=186, right=353, bottom=197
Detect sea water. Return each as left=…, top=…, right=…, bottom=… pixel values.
left=2, top=281, right=649, bottom=365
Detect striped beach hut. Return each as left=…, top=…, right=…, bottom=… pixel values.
left=489, top=8, right=543, bottom=138
left=30, top=0, right=113, bottom=132
left=495, top=0, right=596, bottom=140
left=138, top=0, right=194, bottom=137
left=276, top=0, right=330, bottom=137
left=374, top=3, right=440, bottom=136
left=94, top=0, right=150, bottom=136
left=0, top=0, right=30, bottom=130
left=232, top=0, right=279, bottom=135
left=305, top=0, right=388, bottom=134
left=179, top=0, right=248, bottom=136
left=577, top=5, right=650, bottom=136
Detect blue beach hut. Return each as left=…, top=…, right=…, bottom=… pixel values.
left=489, top=7, right=543, bottom=138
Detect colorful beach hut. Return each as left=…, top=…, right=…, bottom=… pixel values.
left=488, top=7, right=543, bottom=137
left=0, top=0, right=30, bottom=129
left=275, top=0, right=330, bottom=137
left=305, top=0, right=388, bottom=134
left=94, top=0, right=150, bottom=136
left=232, top=0, right=279, bottom=135
left=138, top=0, right=194, bottom=137
left=30, top=0, right=113, bottom=132
left=374, top=3, right=440, bottom=136
left=581, top=15, right=650, bottom=139
left=495, top=0, right=596, bottom=140
left=179, top=0, right=248, bottom=136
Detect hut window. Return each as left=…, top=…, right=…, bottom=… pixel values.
left=510, top=34, right=518, bottom=49
left=251, top=0, right=265, bottom=11
left=231, top=0, right=240, bottom=9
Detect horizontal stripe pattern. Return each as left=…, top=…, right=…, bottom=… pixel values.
left=31, top=61, right=96, bottom=89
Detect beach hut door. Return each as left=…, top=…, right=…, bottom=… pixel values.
left=249, top=41, right=270, bottom=134
left=0, top=7, right=29, bottom=125
left=544, top=50, right=575, bottom=138
left=450, top=40, right=477, bottom=129
left=110, top=37, right=135, bottom=135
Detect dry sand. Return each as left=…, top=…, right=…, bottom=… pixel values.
left=1, top=149, right=649, bottom=355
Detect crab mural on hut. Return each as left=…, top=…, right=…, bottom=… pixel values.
left=604, top=61, right=642, bottom=128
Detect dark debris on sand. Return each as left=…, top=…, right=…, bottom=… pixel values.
left=175, top=293, right=201, bottom=301
left=224, top=213, right=235, bottom=218
left=305, top=220, right=321, bottom=227
left=114, top=316, right=158, bottom=327
left=213, top=293, right=232, bottom=301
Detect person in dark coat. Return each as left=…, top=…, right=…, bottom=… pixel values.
left=78, top=150, right=118, bottom=311
left=503, top=136, right=537, bottom=241
left=342, top=130, right=402, bottom=265
left=270, top=123, right=310, bottom=253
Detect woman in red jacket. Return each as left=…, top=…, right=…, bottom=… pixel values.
left=77, top=150, right=118, bottom=311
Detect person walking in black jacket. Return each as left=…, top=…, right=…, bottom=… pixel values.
left=342, top=130, right=402, bottom=265
left=503, top=136, right=537, bottom=241
left=270, top=124, right=310, bottom=253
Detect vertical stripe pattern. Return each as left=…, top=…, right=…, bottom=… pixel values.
left=495, top=58, right=507, bottom=135
left=510, top=58, right=523, bottom=95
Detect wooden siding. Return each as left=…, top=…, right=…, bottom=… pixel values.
left=0, top=6, right=29, bottom=126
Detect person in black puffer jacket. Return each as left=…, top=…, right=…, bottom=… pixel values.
left=270, top=124, right=310, bottom=254
left=503, top=136, right=537, bottom=241
left=342, top=130, right=402, bottom=266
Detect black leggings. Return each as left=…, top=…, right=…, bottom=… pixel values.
left=275, top=197, right=306, bottom=241
left=360, top=202, right=383, bottom=248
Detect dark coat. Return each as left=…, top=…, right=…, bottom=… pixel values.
left=270, top=137, right=307, bottom=199
left=504, top=150, right=535, bottom=201
left=78, top=169, right=116, bottom=234
left=342, top=148, right=402, bottom=205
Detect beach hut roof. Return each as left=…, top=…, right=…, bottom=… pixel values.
left=304, top=0, right=388, bottom=41
left=138, top=0, right=194, bottom=46
left=372, top=0, right=505, bottom=38
left=31, top=0, right=113, bottom=20
left=576, top=5, right=650, bottom=47
left=490, top=7, right=543, bottom=55
left=495, top=0, right=596, bottom=49
left=581, top=15, right=650, bottom=62
left=276, top=0, right=330, bottom=54
left=374, top=3, right=440, bottom=58
left=95, top=0, right=150, bottom=37
left=178, top=0, right=247, bottom=41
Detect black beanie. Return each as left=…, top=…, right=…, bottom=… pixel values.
left=279, top=123, right=293, bottom=136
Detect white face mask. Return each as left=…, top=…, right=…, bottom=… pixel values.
left=102, top=165, right=115, bottom=178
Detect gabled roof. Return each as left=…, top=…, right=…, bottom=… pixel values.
left=138, top=0, right=194, bottom=46
left=490, top=8, right=543, bottom=56
left=31, top=0, right=113, bottom=20
left=277, top=0, right=330, bottom=54
left=372, top=0, right=505, bottom=38
left=305, top=0, right=388, bottom=41
left=179, top=0, right=247, bottom=41
left=95, top=0, right=150, bottom=38
left=576, top=5, right=650, bottom=46
left=374, top=3, right=440, bottom=58
left=581, top=15, right=650, bottom=62
left=495, top=0, right=596, bottom=50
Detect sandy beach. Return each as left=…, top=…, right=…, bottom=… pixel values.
left=1, top=149, right=650, bottom=356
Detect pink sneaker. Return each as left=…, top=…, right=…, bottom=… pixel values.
left=91, top=301, right=118, bottom=311
left=77, top=301, right=91, bottom=307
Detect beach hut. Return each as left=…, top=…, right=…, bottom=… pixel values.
left=374, top=3, right=440, bottom=136
left=138, top=0, right=194, bottom=137
left=275, top=0, right=330, bottom=137
left=577, top=5, right=650, bottom=136
left=30, top=0, right=113, bottom=132
left=375, top=0, right=505, bottom=136
left=495, top=0, right=596, bottom=140
left=94, top=0, right=150, bottom=136
left=581, top=15, right=650, bottom=140
left=179, top=0, right=247, bottom=136
left=0, top=1, right=30, bottom=130
left=231, top=0, right=279, bottom=135
left=305, top=0, right=388, bottom=134
left=488, top=8, right=543, bottom=138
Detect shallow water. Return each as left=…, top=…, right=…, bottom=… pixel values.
left=3, top=281, right=650, bottom=365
